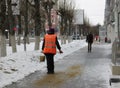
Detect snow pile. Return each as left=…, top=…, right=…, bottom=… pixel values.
left=0, top=40, right=87, bottom=88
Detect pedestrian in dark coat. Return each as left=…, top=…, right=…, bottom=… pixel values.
left=86, top=32, right=94, bottom=52
left=105, top=37, right=107, bottom=43
left=42, top=28, right=63, bottom=74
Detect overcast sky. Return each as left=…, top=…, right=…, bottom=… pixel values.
left=74, top=0, right=105, bottom=25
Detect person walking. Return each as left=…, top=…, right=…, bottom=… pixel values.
left=105, top=37, right=107, bottom=43
left=42, top=28, right=63, bottom=74
left=86, top=32, right=94, bottom=53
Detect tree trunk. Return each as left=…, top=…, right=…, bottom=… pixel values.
left=7, top=0, right=17, bottom=53
left=60, top=17, right=64, bottom=35
left=63, top=35, right=66, bottom=44
left=9, top=34, right=11, bottom=46
left=11, top=35, right=17, bottom=53
left=60, top=35, right=64, bottom=45
left=26, top=35, right=30, bottom=44
left=24, top=0, right=29, bottom=51
left=23, top=36, right=27, bottom=51
left=0, top=34, right=7, bottom=57
left=0, top=0, right=7, bottom=57
left=34, top=36, right=40, bottom=50
left=34, top=0, right=41, bottom=50
left=68, top=36, right=72, bottom=43
left=17, top=34, right=21, bottom=45
left=17, top=15, right=22, bottom=45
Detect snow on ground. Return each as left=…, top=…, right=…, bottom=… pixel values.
left=0, top=39, right=87, bottom=88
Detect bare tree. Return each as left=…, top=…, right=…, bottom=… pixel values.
left=20, top=0, right=30, bottom=51
left=66, top=2, right=75, bottom=36
left=7, top=0, right=17, bottom=53
left=34, top=0, right=41, bottom=50
left=58, top=1, right=65, bottom=35
left=0, top=0, right=7, bottom=57
left=58, top=0, right=75, bottom=44
left=23, top=0, right=29, bottom=51
left=27, top=0, right=45, bottom=50
left=58, top=0, right=67, bottom=44
left=83, top=16, right=91, bottom=35
left=20, top=0, right=46, bottom=50
left=42, top=0, right=55, bottom=29
left=17, top=14, right=22, bottom=45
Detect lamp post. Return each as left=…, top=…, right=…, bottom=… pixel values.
left=43, top=0, right=55, bottom=29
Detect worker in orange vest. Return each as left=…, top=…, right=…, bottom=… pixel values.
left=42, top=28, right=63, bottom=74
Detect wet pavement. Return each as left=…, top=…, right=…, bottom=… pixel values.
left=3, top=43, right=112, bottom=88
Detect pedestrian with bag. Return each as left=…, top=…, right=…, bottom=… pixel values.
left=42, top=28, right=63, bottom=74
left=86, top=32, right=94, bottom=53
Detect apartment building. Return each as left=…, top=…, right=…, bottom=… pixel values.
left=104, top=0, right=120, bottom=42
left=104, top=0, right=115, bottom=42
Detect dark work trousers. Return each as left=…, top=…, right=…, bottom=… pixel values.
left=45, top=54, right=54, bottom=73
left=88, top=43, right=92, bottom=52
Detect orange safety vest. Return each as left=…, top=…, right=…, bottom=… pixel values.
left=43, top=34, right=57, bottom=54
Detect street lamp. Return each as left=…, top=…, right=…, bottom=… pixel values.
left=43, top=0, right=55, bottom=29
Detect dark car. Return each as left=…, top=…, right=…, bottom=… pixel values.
left=72, top=35, right=80, bottom=40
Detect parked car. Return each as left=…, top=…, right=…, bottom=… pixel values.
left=72, top=35, right=80, bottom=40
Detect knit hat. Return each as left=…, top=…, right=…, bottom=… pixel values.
left=47, top=28, right=55, bottom=34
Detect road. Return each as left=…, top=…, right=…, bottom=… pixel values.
left=3, top=43, right=112, bottom=88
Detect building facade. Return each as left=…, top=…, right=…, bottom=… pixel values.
left=99, top=26, right=106, bottom=42
left=104, top=0, right=120, bottom=42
